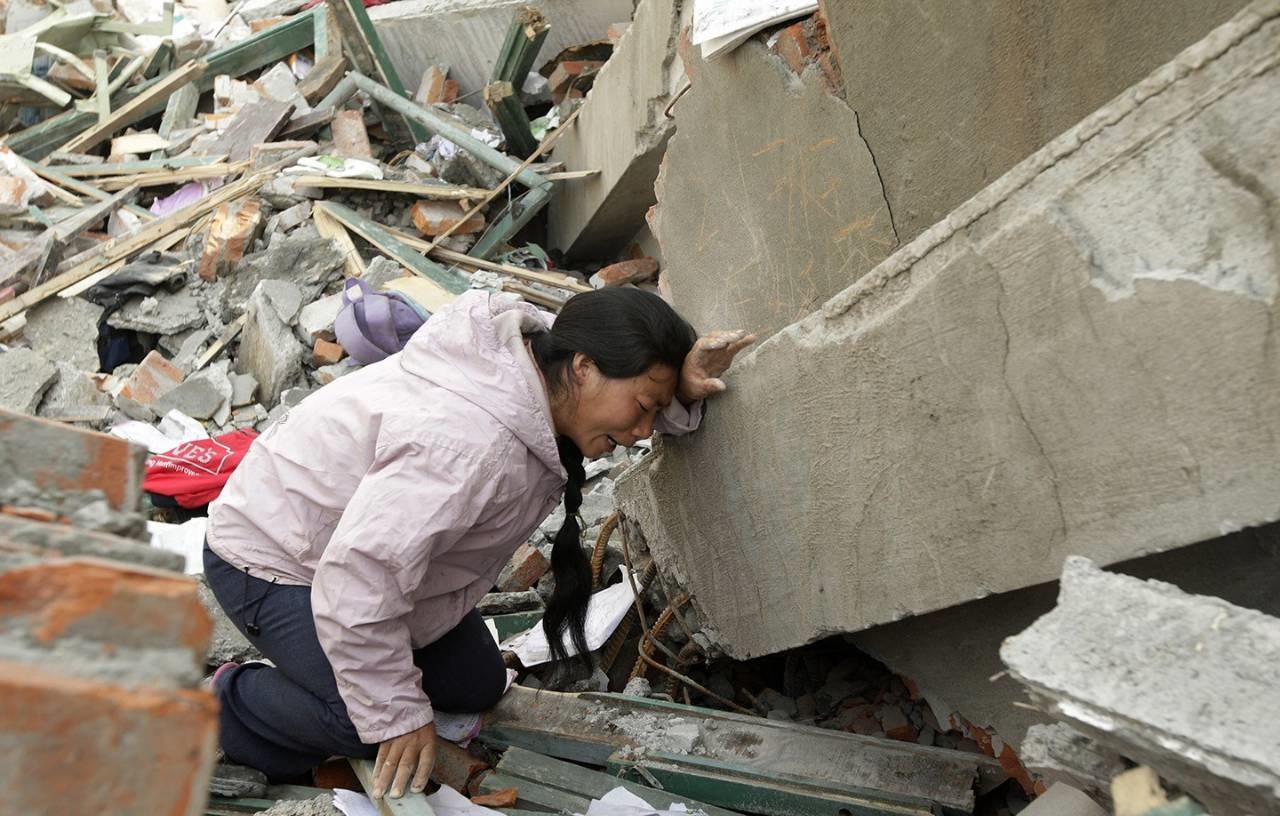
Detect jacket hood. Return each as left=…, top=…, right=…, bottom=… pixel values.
left=399, top=290, right=563, bottom=478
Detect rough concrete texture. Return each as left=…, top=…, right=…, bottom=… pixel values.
left=1020, top=724, right=1126, bottom=807
left=22, top=295, right=103, bottom=372
left=153, top=364, right=232, bottom=422
left=221, top=226, right=344, bottom=317
left=369, top=0, right=633, bottom=100
left=237, top=280, right=306, bottom=406
left=257, top=794, right=342, bottom=816
left=107, top=287, right=206, bottom=335
left=819, top=0, right=1251, bottom=243
left=37, top=362, right=111, bottom=424
left=653, top=39, right=896, bottom=340
left=0, top=347, right=58, bottom=414
left=0, top=408, right=146, bottom=521
left=1001, top=557, right=1280, bottom=814
left=548, top=0, right=683, bottom=260
left=0, top=515, right=182, bottom=572
left=850, top=522, right=1280, bottom=751
left=616, top=3, right=1280, bottom=656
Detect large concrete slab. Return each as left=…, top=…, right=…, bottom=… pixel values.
left=1002, top=557, right=1280, bottom=815
left=369, top=0, right=633, bottom=102
left=850, top=522, right=1280, bottom=751
left=547, top=0, right=685, bottom=261
left=651, top=37, right=897, bottom=339
left=616, top=1, right=1280, bottom=657
left=819, top=0, right=1251, bottom=243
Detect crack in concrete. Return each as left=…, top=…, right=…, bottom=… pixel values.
left=986, top=248, right=1069, bottom=550
left=851, top=109, right=901, bottom=247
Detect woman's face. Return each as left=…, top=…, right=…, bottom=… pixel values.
left=558, top=355, right=679, bottom=459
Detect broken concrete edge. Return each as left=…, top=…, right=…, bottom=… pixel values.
left=815, top=0, right=1280, bottom=330
left=1001, top=557, right=1280, bottom=814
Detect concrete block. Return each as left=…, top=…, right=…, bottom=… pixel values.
left=0, top=348, right=58, bottom=414
left=0, top=515, right=181, bottom=572
left=295, top=291, right=343, bottom=344
left=369, top=0, right=633, bottom=101
left=237, top=280, right=305, bottom=406
left=411, top=199, right=485, bottom=236
left=547, top=0, right=685, bottom=261
left=496, top=541, right=550, bottom=592
left=650, top=36, right=897, bottom=339
left=331, top=110, right=373, bottom=158
left=592, top=257, right=659, bottom=288
left=230, top=372, right=259, bottom=408
left=414, top=63, right=456, bottom=105
left=1020, top=784, right=1108, bottom=816
left=0, top=408, right=147, bottom=518
left=116, top=350, right=184, bottom=420
left=107, top=288, right=207, bottom=335
left=1002, top=557, right=1280, bottom=815
left=615, top=4, right=1280, bottom=656
left=819, top=0, right=1250, bottom=243
left=37, top=362, right=111, bottom=424
left=22, top=295, right=103, bottom=372
left=222, top=225, right=345, bottom=314
left=198, top=198, right=264, bottom=282
left=152, top=366, right=232, bottom=421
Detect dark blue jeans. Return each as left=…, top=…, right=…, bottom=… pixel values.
left=203, top=543, right=507, bottom=780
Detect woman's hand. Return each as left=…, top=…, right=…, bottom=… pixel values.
left=372, top=721, right=437, bottom=799
left=678, top=330, right=756, bottom=403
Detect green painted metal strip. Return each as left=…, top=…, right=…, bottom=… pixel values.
left=608, top=753, right=934, bottom=816
left=470, top=186, right=553, bottom=260
left=498, top=747, right=743, bottom=816
left=488, top=610, right=541, bottom=641
left=317, top=202, right=469, bottom=294
left=480, top=771, right=590, bottom=814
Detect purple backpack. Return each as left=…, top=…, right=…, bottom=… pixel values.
left=334, top=277, right=430, bottom=364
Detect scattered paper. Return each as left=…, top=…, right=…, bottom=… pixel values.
left=291, top=155, right=384, bottom=180
left=587, top=787, right=698, bottom=816
left=691, top=0, right=817, bottom=59
left=427, top=784, right=508, bottom=816
left=333, top=789, right=378, bottom=816
left=434, top=668, right=517, bottom=744
left=147, top=517, right=208, bottom=573
left=501, top=569, right=637, bottom=666
left=110, top=409, right=209, bottom=453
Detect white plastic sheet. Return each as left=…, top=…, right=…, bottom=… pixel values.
left=500, top=568, right=637, bottom=667
left=146, top=517, right=208, bottom=573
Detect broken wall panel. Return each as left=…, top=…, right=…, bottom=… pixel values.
left=818, top=0, right=1252, bottom=243
left=1001, top=557, right=1280, bottom=815
left=653, top=37, right=897, bottom=340
left=547, top=0, right=685, bottom=261
left=616, top=1, right=1280, bottom=658
left=368, top=0, right=634, bottom=102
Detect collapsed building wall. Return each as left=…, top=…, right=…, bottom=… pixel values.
left=617, top=0, right=1280, bottom=668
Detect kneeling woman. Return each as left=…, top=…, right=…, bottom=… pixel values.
left=203, top=287, right=752, bottom=800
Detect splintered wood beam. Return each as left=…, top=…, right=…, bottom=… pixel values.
left=323, top=0, right=424, bottom=145
left=287, top=176, right=491, bottom=200
left=347, top=758, right=437, bottom=816
left=490, top=5, right=549, bottom=86
left=484, top=80, right=538, bottom=158
left=57, top=59, right=206, bottom=155
left=314, top=201, right=468, bottom=295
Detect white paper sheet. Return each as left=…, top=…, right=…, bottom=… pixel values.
left=333, top=789, right=378, bottom=816
left=146, top=517, right=208, bottom=574
left=691, top=0, right=817, bottom=58
left=500, top=569, right=637, bottom=666
left=427, top=784, right=508, bottom=816
left=586, top=786, right=698, bottom=816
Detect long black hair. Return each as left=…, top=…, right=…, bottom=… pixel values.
left=529, top=287, right=696, bottom=668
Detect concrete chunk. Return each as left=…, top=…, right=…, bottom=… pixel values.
left=0, top=348, right=58, bottom=414
left=22, top=296, right=103, bottom=373
left=107, top=288, right=206, bottom=335
left=236, top=281, right=305, bottom=406
left=1001, top=557, right=1280, bottom=815
left=615, top=2, right=1280, bottom=656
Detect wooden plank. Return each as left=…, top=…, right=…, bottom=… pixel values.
left=480, top=687, right=989, bottom=814
left=191, top=312, right=247, bottom=371
left=278, top=107, right=336, bottom=140
left=23, top=160, right=155, bottom=221
left=312, top=203, right=367, bottom=279
left=58, top=59, right=206, bottom=155
left=93, top=50, right=110, bottom=124
left=0, top=167, right=274, bottom=322
left=110, top=132, right=170, bottom=155
left=497, top=747, right=743, bottom=816
left=7, top=11, right=316, bottom=161
left=484, top=80, right=538, bottom=158
left=489, top=6, right=549, bottom=86
left=323, top=0, right=423, bottom=144
left=315, top=202, right=468, bottom=295
left=62, top=155, right=227, bottom=177
left=150, top=81, right=200, bottom=159
left=608, top=751, right=932, bottom=816
left=379, top=224, right=589, bottom=293
left=205, top=100, right=295, bottom=163
left=288, top=176, right=491, bottom=200
left=478, top=771, right=589, bottom=815
left=297, top=55, right=347, bottom=104
left=347, top=758, right=437, bottom=816
left=94, top=163, right=247, bottom=191
left=50, top=184, right=136, bottom=242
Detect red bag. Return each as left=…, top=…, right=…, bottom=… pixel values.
left=143, top=429, right=259, bottom=509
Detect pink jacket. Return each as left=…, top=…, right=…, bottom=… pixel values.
left=207, top=290, right=700, bottom=743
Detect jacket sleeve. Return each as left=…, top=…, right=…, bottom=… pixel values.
left=311, top=431, right=503, bottom=744
left=655, top=398, right=703, bottom=436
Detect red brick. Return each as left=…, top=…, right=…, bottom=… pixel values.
left=879, top=706, right=917, bottom=741
left=434, top=738, right=491, bottom=794
left=197, top=198, right=263, bottom=281
left=411, top=200, right=485, bottom=237
left=415, top=64, right=449, bottom=105
left=548, top=59, right=605, bottom=100
left=313, top=757, right=362, bottom=789
left=331, top=110, right=373, bottom=158
left=473, top=788, right=519, bottom=808
left=815, top=51, right=843, bottom=95
left=596, top=256, right=659, bottom=287
left=118, top=350, right=184, bottom=409
left=771, top=23, right=811, bottom=74
left=497, top=542, right=550, bottom=592
left=441, top=79, right=459, bottom=104
left=312, top=337, right=346, bottom=366
left=0, top=558, right=211, bottom=653
left=0, top=176, right=29, bottom=209
left=0, top=660, right=217, bottom=816
left=0, top=409, right=145, bottom=512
